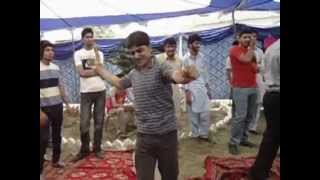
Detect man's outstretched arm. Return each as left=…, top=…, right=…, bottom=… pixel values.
left=95, top=65, right=123, bottom=89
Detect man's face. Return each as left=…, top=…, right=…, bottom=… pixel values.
left=43, top=46, right=54, bottom=61
left=190, top=41, right=201, bottom=53
left=239, top=33, right=252, bottom=47
left=129, top=45, right=152, bottom=68
left=164, top=44, right=176, bottom=58
left=252, top=33, right=258, bottom=41
left=82, top=33, right=95, bottom=47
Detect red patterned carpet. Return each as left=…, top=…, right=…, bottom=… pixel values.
left=43, top=150, right=136, bottom=180
left=44, top=152, right=280, bottom=180
left=188, top=156, right=280, bottom=180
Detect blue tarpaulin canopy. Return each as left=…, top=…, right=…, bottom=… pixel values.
left=52, top=24, right=279, bottom=60
left=40, top=0, right=280, bottom=60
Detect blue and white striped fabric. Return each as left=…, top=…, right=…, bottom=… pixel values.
left=40, top=61, right=63, bottom=107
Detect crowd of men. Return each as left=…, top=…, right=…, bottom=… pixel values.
left=40, top=27, right=280, bottom=180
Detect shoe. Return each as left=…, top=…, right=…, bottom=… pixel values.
left=47, top=141, right=53, bottom=149
left=228, top=144, right=240, bottom=155
left=240, top=141, right=257, bottom=148
left=44, top=154, right=51, bottom=161
left=71, top=152, right=90, bottom=162
left=246, top=171, right=268, bottom=180
left=198, top=136, right=209, bottom=142
left=249, top=130, right=260, bottom=135
left=52, top=161, right=65, bottom=168
left=119, top=134, right=128, bottom=140
left=95, top=151, right=104, bottom=159
left=40, top=174, right=44, bottom=180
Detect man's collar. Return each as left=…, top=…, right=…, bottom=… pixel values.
left=187, top=52, right=202, bottom=60
left=164, top=53, right=179, bottom=61
left=40, top=60, right=50, bottom=66
left=135, top=57, right=154, bottom=71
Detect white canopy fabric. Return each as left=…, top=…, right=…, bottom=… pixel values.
left=41, top=10, right=279, bottom=43
left=41, top=0, right=280, bottom=31
left=40, top=0, right=280, bottom=43
left=41, top=0, right=212, bottom=19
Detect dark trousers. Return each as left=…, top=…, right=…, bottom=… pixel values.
left=80, top=90, right=105, bottom=153
left=249, top=92, right=280, bottom=180
left=135, top=130, right=179, bottom=180
left=40, top=103, right=63, bottom=174
left=40, top=123, right=49, bottom=174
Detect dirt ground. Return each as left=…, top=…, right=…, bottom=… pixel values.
left=48, top=109, right=267, bottom=180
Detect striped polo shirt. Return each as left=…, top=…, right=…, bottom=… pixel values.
left=40, top=61, right=63, bottom=107
left=119, top=57, right=177, bottom=135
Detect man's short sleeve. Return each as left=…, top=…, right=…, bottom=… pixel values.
left=74, top=51, right=82, bottom=67
left=98, top=51, right=104, bottom=64
left=156, top=53, right=166, bottom=64
left=225, top=57, right=231, bottom=69
left=119, top=70, right=133, bottom=89
left=229, top=47, right=243, bottom=61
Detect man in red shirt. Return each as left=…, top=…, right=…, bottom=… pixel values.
left=228, top=30, right=258, bottom=155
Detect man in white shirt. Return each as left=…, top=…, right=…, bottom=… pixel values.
left=248, top=39, right=280, bottom=180
left=248, top=31, right=266, bottom=135
left=183, top=34, right=211, bottom=141
left=72, top=27, right=106, bottom=161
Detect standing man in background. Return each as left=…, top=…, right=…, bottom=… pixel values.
left=249, top=30, right=265, bottom=135
left=157, top=37, right=184, bottom=122
left=72, top=27, right=106, bottom=161
left=40, top=40, right=70, bottom=173
left=228, top=30, right=258, bottom=155
left=183, top=34, right=211, bottom=141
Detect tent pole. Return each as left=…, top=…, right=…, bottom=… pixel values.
left=232, top=10, right=237, bottom=39
left=70, top=28, right=77, bottom=103
left=232, top=0, right=246, bottom=39
left=70, top=28, right=75, bottom=52
left=178, top=33, right=183, bottom=58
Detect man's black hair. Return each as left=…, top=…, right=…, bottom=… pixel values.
left=187, top=34, right=202, bottom=45
left=127, top=31, right=150, bottom=49
left=238, top=29, right=253, bottom=37
left=81, top=27, right=94, bottom=38
left=163, top=37, right=177, bottom=46
left=232, top=40, right=239, bottom=46
left=40, top=40, right=54, bottom=60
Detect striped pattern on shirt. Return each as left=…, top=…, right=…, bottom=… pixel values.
left=40, top=61, right=63, bottom=107
left=119, top=57, right=177, bottom=135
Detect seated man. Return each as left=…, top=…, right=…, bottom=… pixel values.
left=106, top=85, right=135, bottom=139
